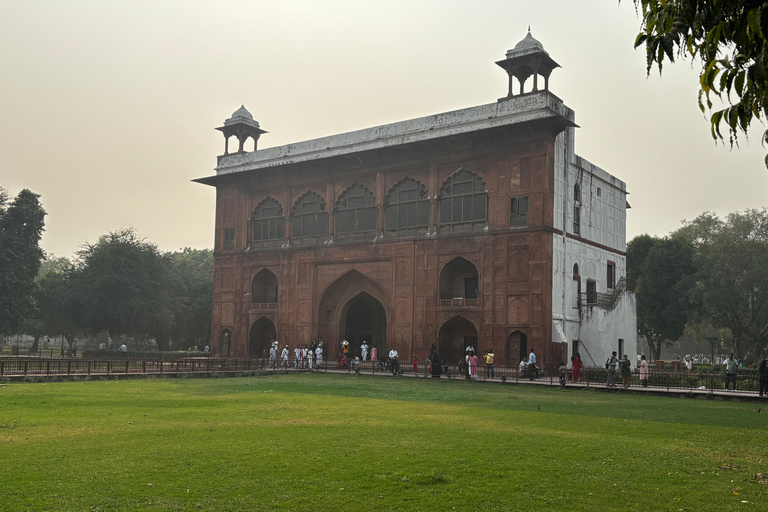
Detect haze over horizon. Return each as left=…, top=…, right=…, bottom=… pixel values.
left=2, top=0, right=766, bottom=259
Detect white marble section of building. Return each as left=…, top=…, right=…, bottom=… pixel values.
left=551, top=127, right=637, bottom=367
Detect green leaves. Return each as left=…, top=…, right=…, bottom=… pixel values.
left=629, top=0, right=768, bottom=167
left=0, top=188, right=46, bottom=334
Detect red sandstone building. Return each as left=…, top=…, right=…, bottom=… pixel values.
left=196, top=32, right=636, bottom=367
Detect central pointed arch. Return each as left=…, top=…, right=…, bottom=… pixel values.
left=318, top=270, right=389, bottom=360
left=249, top=317, right=276, bottom=358
left=438, top=315, right=478, bottom=365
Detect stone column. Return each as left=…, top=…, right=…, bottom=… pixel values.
left=284, top=214, right=292, bottom=247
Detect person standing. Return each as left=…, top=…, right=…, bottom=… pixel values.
left=315, top=342, right=323, bottom=367
left=484, top=348, right=495, bottom=379
left=606, top=351, right=618, bottom=387
left=620, top=354, right=632, bottom=388
left=758, top=359, right=767, bottom=397
left=342, top=340, right=350, bottom=358
left=389, top=347, right=399, bottom=375
left=370, top=345, right=377, bottom=363
left=571, top=353, right=582, bottom=381
left=281, top=345, right=290, bottom=370
left=639, top=355, right=649, bottom=387
left=361, top=341, right=369, bottom=362
left=269, top=343, right=278, bottom=370
left=686, top=357, right=693, bottom=374
left=528, top=349, right=537, bottom=378
left=469, top=350, right=478, bottom=381
left=294, top=345, right=302, bottom=369
left=724, top=353, right=738, bottom=390
left=71, top=340, right=77, bottom=357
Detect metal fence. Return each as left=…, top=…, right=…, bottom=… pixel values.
left=0, top=357, right=765, bottom=395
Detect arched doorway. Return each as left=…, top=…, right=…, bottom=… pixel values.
left=340, top=292, right=386, bottom=359
left=439, top=257, right=479, bottom=306
left=220, top=329, right=231, bottom=357
left=318, top=270, right=389, bottom=360
left=507, top=330, right=528, bottom=366
left=437, top=316, right=478, bottom=365
left=249, top=317, right=276, bottom=358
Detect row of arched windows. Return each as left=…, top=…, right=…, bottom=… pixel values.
left=250, top=171, right=489, bottom=248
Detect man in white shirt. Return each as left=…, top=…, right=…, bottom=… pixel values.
left=315, top=344, right=323, bottom=367
left=294, top=346, right=302, bottom=369
left=528, top=350, right=536, bottom=365
left=281, top=345, right=290, bottom=369
left=361, top=342, right=369, bottom=362
left=269, top=344, right=278, bottom=369
left=389, top=348, right=399, bottom=375
left=119, top=343, right=127, bottom=352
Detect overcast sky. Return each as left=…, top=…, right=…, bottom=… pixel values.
left=2, top=0, right=766, bottom=259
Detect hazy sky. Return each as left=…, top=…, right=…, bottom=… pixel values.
left=2, top=1, right=766, bottom=259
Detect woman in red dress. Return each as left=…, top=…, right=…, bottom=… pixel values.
left=571, top=353, right=582, bottom=381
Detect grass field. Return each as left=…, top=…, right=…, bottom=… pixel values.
left=0, top=373, right=766, bottom=511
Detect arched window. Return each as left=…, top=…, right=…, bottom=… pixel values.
left=291, top=191, right=328, bottom=246
left=572, top=263, right=581, bottom=309
left=251, top=197, right=285, bottom=249
left=251, top=269, right=278, bottom=306
left=439, top=257, right=479, bottom=306
left=438, top=169, right=487, bottom=233
left=335, top=184, right=377, bottom=242
left=384, top=177, right=430, bottom=237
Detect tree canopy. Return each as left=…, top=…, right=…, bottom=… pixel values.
left=630, top=208, right=768, bottom=361
left=72, top=228, right=179, bottom=345
left=628, top=1, right=768, bottom=165
left=677, top=209, right=768, bottom=360
left=0, top=187, right=46, bottom=334
left=627, top=234, right=696, bottom=360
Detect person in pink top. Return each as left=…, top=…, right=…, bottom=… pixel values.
left=469, top=350, right=478, bottom=381
left=639, top=354, right=649, bottom=387
left=370, top=346, right=377, bottom=361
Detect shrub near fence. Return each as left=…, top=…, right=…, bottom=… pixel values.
left=582, top=366, right=760, bottom=393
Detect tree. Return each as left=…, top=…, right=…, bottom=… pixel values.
left=677, top=209, right=768, bottom=360
left=35, top=257, right=81, bottom=353
left=627, top=234, right=696, bottom=360
left=628, top=1, right=768, bottom=165
left=0, top=187, right=46, bottom=334
left=168, top=248, right=213, bottom=350
left=72, top=228, right=179, bottom=348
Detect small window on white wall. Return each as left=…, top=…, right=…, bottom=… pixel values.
left=572, top=263, right=580, bottom=309
left=607, top=261, right=616, bottom=289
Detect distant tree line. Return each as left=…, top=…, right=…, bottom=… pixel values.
left=629, top=209, right=768, bottom=362
left=26, top=229, right=213, bottom=351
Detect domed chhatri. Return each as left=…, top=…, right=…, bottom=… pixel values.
left=496, top=28, right=560, bottom=100
left=217, top=105, right=267, bottom=155
left=225, top=105, right=258, bottom=127
left=507, top=28, right=547, bottom=59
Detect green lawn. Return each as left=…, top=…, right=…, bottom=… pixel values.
left=0, top=374, right=766, bottom=511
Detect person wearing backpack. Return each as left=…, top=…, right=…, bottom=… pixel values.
left=606, top=351, right=618, bottom=387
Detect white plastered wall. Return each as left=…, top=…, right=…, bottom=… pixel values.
left=551, top=127, right=637, bottom=368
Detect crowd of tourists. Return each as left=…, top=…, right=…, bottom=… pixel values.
left=260, top=338, right=768, bottom=396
